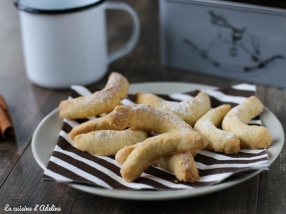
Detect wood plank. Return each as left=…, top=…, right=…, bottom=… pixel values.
left=0, top=143, right=117, bottom=213
left=256, top=86, right=286, bottom=214
left=111, top=177, right=259, bottom=214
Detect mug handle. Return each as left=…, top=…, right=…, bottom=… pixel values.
left=105, top=2, right=140, bottom=63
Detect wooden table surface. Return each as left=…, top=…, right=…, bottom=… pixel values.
left=0, top=0, right=285, bottom=213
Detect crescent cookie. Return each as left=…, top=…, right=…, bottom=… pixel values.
left=194, top=104, right=240, bottom=154
left=107, top=104, right=193, bottom=133
left=115, top=143, right=199, bottom=165
left=120, top=130, right=204, bottom=182
left=59, top=72, right=129, bottom=119
left=135, top=91, right=211, bottom=126
left=73, top=128, right=148, bottom=156
left=115, top=144, right=138, bottom=165
left=116, top=146, right=199, bottom=183
left=69, top=113, right=122, bottom=139
left=154, top=152, right=199, bottom=183
left=222, top=96, right=272, bottom=149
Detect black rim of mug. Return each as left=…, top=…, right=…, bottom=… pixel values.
left=14, top=0, right=106, bottom=14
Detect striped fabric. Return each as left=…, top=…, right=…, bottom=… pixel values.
left=43, top=83, right=269, bottom=190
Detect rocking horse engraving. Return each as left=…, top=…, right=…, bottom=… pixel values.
left=183, top=10, right=285, bottom=73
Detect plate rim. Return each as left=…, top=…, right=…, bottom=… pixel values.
left=31, top=82, right=285, bottom=200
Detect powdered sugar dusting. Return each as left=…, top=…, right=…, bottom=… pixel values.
left=128, top=104, right=193, bottom=131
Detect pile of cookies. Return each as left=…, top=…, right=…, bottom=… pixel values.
left=59, top=72, right=272, bottom=183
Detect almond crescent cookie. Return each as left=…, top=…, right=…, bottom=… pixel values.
left=194, top=104, right=240, bottom=154
left=154, top=152, right=199, bottom=183
left=115, top=143, right=199, bottom=165
left=115, top=144, right=138, bottom=165
left=59, top=72, right=129, bottom=119
left=116, top=145, right=199, bottom=183
left=69, top=113, right=122, bottom=139
left=120, top=130, right=204, bottom=182
left=73, top=128, right=148, bottom=156
left=135, top=91, right=211, bottom=126
left=107, top=104, right=193, bottom=133
left=222, top=96, right=272, bottom=149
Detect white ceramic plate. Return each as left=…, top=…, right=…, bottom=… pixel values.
left=31, top=82, right=284, bottom=200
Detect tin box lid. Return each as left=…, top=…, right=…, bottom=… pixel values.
left=14, top=0, right=106, bottom=14
left=163, top=0, right=286, bottom=11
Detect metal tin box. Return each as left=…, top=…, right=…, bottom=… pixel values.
left=160, top=0, right=286, bottom=88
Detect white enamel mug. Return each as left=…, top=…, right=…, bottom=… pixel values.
left=14, top=0, right=140, bottom=88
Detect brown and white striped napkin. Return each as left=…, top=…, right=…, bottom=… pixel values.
left=43, top=83, right=270, bottom=190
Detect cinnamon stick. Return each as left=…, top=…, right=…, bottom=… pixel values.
left=0, top=95, right=15, bottom=141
